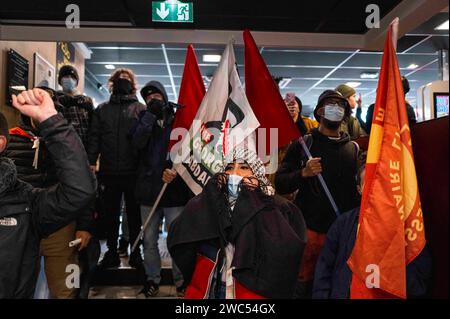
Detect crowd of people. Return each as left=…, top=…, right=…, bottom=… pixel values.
left=0, top=65, right=430, bottom=299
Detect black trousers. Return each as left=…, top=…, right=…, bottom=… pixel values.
left=101, top=174, right=141, bottom=252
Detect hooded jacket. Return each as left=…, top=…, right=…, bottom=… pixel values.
left=275, top=129, right=360, bottom=233
left=87, top=94, right=145, bottom=176
left=0, top=114, right=96, bottom=298
left=167, top=176, right=307, bottom=298
left=130, top=81, right=193, bottom=207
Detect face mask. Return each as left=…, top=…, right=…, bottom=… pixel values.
left=227, top=174, right=243, bottom=198
left=113, top=78, right=133, bottom=95
left=61, top=77, right=77, bottom=93
left=323, top=104, right=345, bottom=122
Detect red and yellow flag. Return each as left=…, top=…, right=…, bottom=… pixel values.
left=347, top=21, right=426, bottom=299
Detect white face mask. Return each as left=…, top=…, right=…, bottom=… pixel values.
left=227, top=174, right=243, bottom=198
left=324, top=104, right=345, bottom=122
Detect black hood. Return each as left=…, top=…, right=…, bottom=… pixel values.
left=140, top=81, right=169, bottom=103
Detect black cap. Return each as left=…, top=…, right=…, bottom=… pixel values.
left=58, top=65, right=79, bottom=85
left=314, top=90, right=349, bottom=121
left=0, top=112, right=10, bottom=144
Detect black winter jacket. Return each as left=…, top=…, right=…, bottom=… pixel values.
left=0, top=114, right=96, bottom=298
left=168, top=177, right=307, bottom=298
left=87, top=94, right=145, bottom=176
left=4, top=125, right=94, bottom=232
left=275, top=129, right=360, bottom=233
left=4, top=127, right=47, bottom=188
left=130, top=109, right=194, bottom=207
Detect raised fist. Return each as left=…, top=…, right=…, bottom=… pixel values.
left=12, top=89, right=57, bottom=123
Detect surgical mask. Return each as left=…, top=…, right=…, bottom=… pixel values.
left=227, top=174, right=243, bottom=198
left=323, top=104, right=345, bottom=122
left=61, top=77, right=77, bottom=93
left=113, top=78, right=133, bottom=95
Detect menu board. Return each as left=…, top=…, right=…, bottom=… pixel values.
left=6, top=49, right=29, bottom=106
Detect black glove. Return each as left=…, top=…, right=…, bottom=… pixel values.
left=147, top=99, right=165, bottom=119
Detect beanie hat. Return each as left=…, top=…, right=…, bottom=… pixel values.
left=0, top=112, right=10, bottom=144
left=58, top=65, right=79, bottom=85
left=314, top=90, right=349, bottom=121
left=335, top=84, right=356, bottom=99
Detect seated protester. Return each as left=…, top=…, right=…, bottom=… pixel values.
left=0, top=89, right=96, bottom=298
left=313, top=162, right=432, bottom=299
left=356, top=76, right=416, bottom=134
left=335, top=84, right=367, bottom=139
left=167, top=148, right=307, bottom=299
left=275, top=90, right=361, bottom=298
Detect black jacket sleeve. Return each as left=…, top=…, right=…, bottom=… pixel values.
left=365, top=104, right=375, bottom=134
left=75, top=205, right=94, bottom=233
left=129, top=110, right=158, bottom=150
left=87, top=107, right=101, bottom=166
left=355, top=107, right=368, bottom=133
left=31, top=114, right=96, bottom=238
left=275, top=141, right=307, bottom=195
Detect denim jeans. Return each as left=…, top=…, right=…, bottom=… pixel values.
left=140, top=205, right=184, bottom=287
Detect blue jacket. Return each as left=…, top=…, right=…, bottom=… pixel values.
left=312, top=207, right=432, bottom=299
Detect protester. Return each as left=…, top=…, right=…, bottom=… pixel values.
left=56, top=65, right=94, bottom=148
left=5, top=86, right=94, bottom=298
left=0, top=89, right=96, bottom=298
left=312, top=160, right=432, bottom=299
left=334, top=84, right=366, bottom=139
left=87, top=68, right=146, bottom=269
left=356, top=76, right=417, bottom=134
left=130, top=81, right=193, bottom=297
left=168, top=148, right=307, bottom=299
left=275, top=89, right=361, bottom=298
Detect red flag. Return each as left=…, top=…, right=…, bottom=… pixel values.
left=244, top=30, right=300, bottom=154
left=347, top=22, right=426, bottom=299
left=168, top=44, right=206, bottom=152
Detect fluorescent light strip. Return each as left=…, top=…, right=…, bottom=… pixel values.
left=161, top=44, right=178, bottom=101
left=300, top=50, right=360, bottom=98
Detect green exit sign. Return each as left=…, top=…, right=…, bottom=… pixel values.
left=152, top=1, right=194, bottom=23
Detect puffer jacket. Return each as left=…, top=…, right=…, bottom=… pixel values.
left=0, top=114, right=96, bottom=298
left=87, top=94, right=145, bottom=176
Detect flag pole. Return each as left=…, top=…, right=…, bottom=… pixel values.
left=131, top=182, right=169, bottom=253
left=298, top=136, right=341, bottom=216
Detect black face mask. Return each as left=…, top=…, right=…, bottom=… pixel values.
left=322, top=118, right=342, bottom=130
left=113, top=78, right=133, bottom=95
